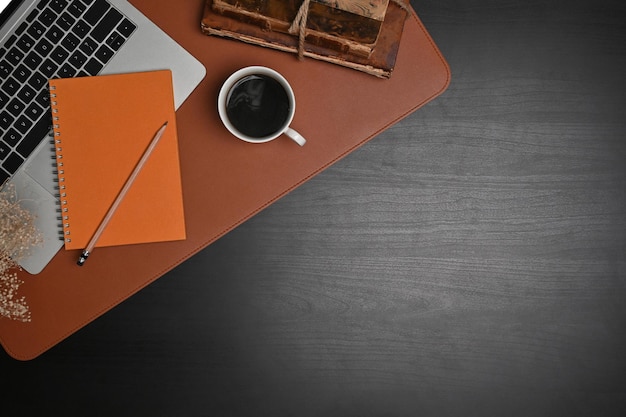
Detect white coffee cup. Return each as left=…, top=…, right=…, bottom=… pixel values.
left=218, top=66, right=306, bottom=146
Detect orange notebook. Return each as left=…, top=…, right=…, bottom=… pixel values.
left=49, top=70, right=186, bottom=250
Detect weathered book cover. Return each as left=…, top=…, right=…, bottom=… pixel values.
left=201, top=0, right=408, bottom=78
left=211, top=0, right=390, bottom=56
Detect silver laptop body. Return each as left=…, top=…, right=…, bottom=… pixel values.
left=0, top=0, right=206, bottom=273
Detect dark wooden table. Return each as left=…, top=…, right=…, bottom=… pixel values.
left=3, top=1, right=625, bottom=415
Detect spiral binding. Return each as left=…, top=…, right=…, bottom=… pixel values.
left=49, top=84, right=71, bottom=244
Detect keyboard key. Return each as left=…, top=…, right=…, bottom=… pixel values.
left=79, top=37, right=98, bottom=55
left=0, top=169, right=9, bottom=185
left=27, top=21, right=46, bottom=38
left=14, top=115, right=32, bottom=135
left=15, top=21, right=27, bottom=36
left=16, top=33, right=36, bottom=53
left=2, top=152, right=24, bottom=175
left=35, top=89, right=51, bottom=108
left=84, top=0, right=110, bottom=25
left=35, top=38, right=54, bottom=56
left=0, top=142, right=10, bottom=161
left=16, top=114, right=52, bottom=158
left=95, top=44, right=113, bottom=63
left=26, top=8, right=39, bottom=23
left=0, top=91, right=8, bottom=108
left=51, top=46, right=70, bottom=64
left=69, top=50, right=87, bottom=67
left=6, top=47, right=24, bottom=66
left=3, top=34, right=17, bottom=49
left=40, top=59, right=59, bottom=78
left=28, top=72, right=48, bottom=91
left=25, top=103, right=45, bottom=121
left=57, top=12, right=76, bottom=31
left=2, top=77, right=19, bottom=95
left=117, top=18, right=136, bottom=37
left=4, top=128, right=20, bottom=146
left=38, top=8, right=58, bottom=26
left=46, top=25, right=64, bottom=44
left=0, top=60, right=12, bottom=77
left=84, top=57, right=103, bottom=75
left=61, top=33, right=80, bottom=51
left=106, top=31, right=125, bottom=50
left=7, top=98, right=26, bottom=117
left=91, top=8, right=123, bottom=42
left=0, top=111, right=14, bottom=130
left=13, top=64, right=31, bottom=83
left=49, top=0, right=69, bottom=14
left=68, top=0, right=87, bottom=18
left=18, top=85, right=37, bottom=103
left=23, top=51, right=42, bottom=70
left=73, top=19, right=90, bottom=37
left=57, top=63, right=77, bottom=78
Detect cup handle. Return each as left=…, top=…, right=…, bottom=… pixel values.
left=284, top=127, right=306, bottom=146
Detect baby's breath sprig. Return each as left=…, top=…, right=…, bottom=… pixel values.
left=0, top=183, right=43, bottom=322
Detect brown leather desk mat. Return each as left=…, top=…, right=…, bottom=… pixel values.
left=0, top=0, right=449, bottom=360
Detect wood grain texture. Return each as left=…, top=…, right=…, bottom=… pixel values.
left=2, top=0, right=625, bottom=416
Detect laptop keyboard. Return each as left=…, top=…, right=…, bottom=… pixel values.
left=0, top=0, right=137, bottom=184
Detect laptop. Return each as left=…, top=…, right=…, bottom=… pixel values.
left=0, top=0, right=206, bottom=274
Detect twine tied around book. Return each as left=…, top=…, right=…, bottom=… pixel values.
left=288, top=0, right=411, bottom=60
left=287, top=0, right=311, bottom=60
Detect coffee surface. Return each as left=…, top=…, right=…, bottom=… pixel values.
left=226, top=75, right=291, bottom=138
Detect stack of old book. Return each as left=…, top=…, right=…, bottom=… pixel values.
left=201, top=0, right=410, bottom=78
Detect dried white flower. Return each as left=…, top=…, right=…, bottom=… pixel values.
left=0, top=183, right=43, bottom=322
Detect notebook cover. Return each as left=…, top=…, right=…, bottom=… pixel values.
left=0, top=0, right=449, bottom=360
left=49, top=70, right=186, bottom=250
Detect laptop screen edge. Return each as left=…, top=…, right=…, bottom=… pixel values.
left=0, top=0, right=27, bottom=28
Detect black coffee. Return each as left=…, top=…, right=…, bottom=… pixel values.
left=225, top=74, right=291, bottom=139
